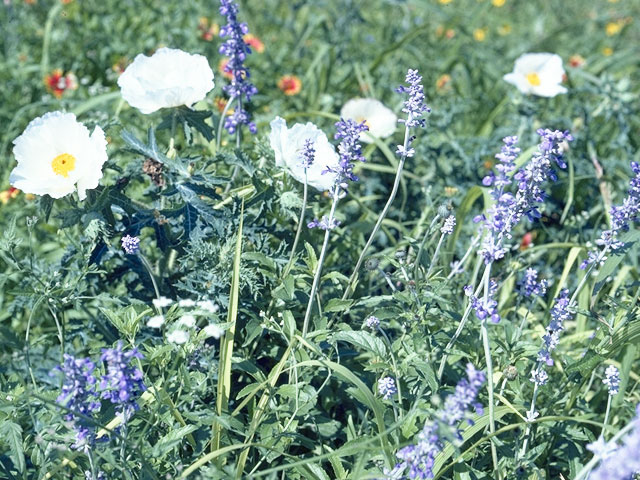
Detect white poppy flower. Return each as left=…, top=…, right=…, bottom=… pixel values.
left=503, top=53, right=567, bottom=97
left=147, top=315, right=165, bottom=328
left=9, top=111, right=107, bottom=200
left=340, top=98, right=397, bottom=143
left=269, top=117, right=340, bottom=191
left=153, top=296, right=173, bottom=309
left=177, top=314, right=197, bottom=328
left=203, top=324, right=223, bottom=339
left=118, top=47, right=215, bottom=114
left=167, top=329, right=189, bottom=344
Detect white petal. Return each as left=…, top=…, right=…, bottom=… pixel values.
left=9, top=111, right=107, bottom=200
left=118, top=48, right=215, bottom=114
left=341, top=98, right=397, bottom=143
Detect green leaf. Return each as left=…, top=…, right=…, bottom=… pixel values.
left=0, top=421, right=25, bottom=474
left=151, top=425, right=198, bottom=457
left=333, top=330, right=387, bottom=357
left=324, top=298, right=354, bottom=313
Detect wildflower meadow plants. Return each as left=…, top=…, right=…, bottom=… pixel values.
left=0, top=0, right=639, bottom=479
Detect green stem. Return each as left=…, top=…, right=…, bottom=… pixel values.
left=283, top=171, right=308, bottom=278
left=302, top=185, right=341, bottom=337
left=40, top=3, right=63, bottom=79
left=425, top=229, right=446, bottom=278
left=601, top=394, right=613, bottom=439
left=480, top=263, right=501, bottom=479
left=437, top=264, right=489, bottom=380
left=342, top=125, right=411, bottom=301
left=414, top=214, right=441, bottom=280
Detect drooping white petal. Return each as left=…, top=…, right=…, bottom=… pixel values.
left=269, top=117, right=340, bottom=191
left=118, top=48, right=215, bottom=114
left=340, top=98, right=397, bottom=143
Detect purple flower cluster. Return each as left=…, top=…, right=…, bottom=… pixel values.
left=604, top=365, right=620, bottom=396
left=518, top=268, right=548, bottom=298
left=581, top=162, right=640, bottom=269
left=536, top=289, right=573, bottom=368
left=330, top=118, right=368, bottom=187
left=396, top=69, right=430, bottom=129
left=378, top=376, right=397, bottom=400
left=364, top=315, right=380, bottom=330
left=308, top=215, right=340, bottom=230
left=390, top=364, right=485, bottom=479
left=56, top=355, right=102, bottom=449
left=441, top=215, right=456, bottom=235
left=476, top=130, right=572, bottom=264
left=55, top=344, right=146, bottom=448
left=589, top=406, right=640, bottom=480
left=121, top=235, right=140, bottom=255
left=218, top=0, right=258, bottom=134
left=299, top=138, right=315, bottom=169
left=395, top=69, right=430, bottom=159
left=464, top=280, right=501, bottom=324
left=100, top=341, right=146, bottom=420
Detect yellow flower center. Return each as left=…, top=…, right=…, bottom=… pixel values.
left=51, top=153, right=76, bottom=178
left=526, top=72, right=541, bottom=86
left=356, top=117, right=372, bottom=129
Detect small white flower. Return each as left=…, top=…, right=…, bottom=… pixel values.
left=178, top=299, right=196, bottom=307
left=340, top=98, right=397, bottom=143
left=167, top=329, right=189, bottom=344
left=153, top=296, right=173, bottom=309
left=147, top=315, right=165, bottom=328
left=118, top=47, right=215, bottom=114
left=9, top=111, right=107, bottom=200
left=178, top=314, right=197, bottom=328
left=269, top=117, right=340, bottom=191
left=503, top=53, right=567, bottom=97
left=203, top=324, right=223, bottom=339
left=526, top=410, right=539, bottom=422
left=197, top=299, right=219, bottom=313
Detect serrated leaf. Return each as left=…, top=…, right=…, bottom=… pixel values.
left=0, top=421, right=25, bottom=474
left=333, top=330, right=387, bottom=357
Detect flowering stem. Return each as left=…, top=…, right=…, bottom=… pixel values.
left=574, top=418, right=637, bottom=480
left=480, top=264, right=501, bottom=480
left=446, top=234, right=480, bottom=280
left=378, top=326, right=403, bottom=411
left=601, top=394, right=613, bottom=439
left=283, top=170, right=308, bottom=278
left=138, top=253, right=161, bottom=307
left=414, top=214, right=441, bottom=280
left=437, top=264, right=489, bottom=380
left=520, top=375, right=540, bottom=459
left=302, top=185, right=341, bottom=337
left=342, top=125, right=411, bottom=301
left=425, top=229, right=447, bottom=278
left=215, top=95, right=236, bottom=152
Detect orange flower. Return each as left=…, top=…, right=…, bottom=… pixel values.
left=569, top=55, right=585, bottom=68
left=602, top=47, right=614, bottom=56
left=520, top=231, right=535, bottom=250
left=277, top=75, right=302, bottom=96
left=214, top=97, right=234, bottom=115
left=436, top=74, right=452, bottom=92
left=218, top=58, right=234, bottom=80
left=44, top=69, right=78, bottom=98
left=243, top=34, right=265, bottom=53
left=198, top=17, right=219, bottom=41
left=445, top=28, right=456, bottom=39
left=61, top=0, right=74, bottom=4
left=0, top=187, right=20, bottom=205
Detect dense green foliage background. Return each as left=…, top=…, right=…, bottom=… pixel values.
left=0, top=0, right=639, bottom=478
